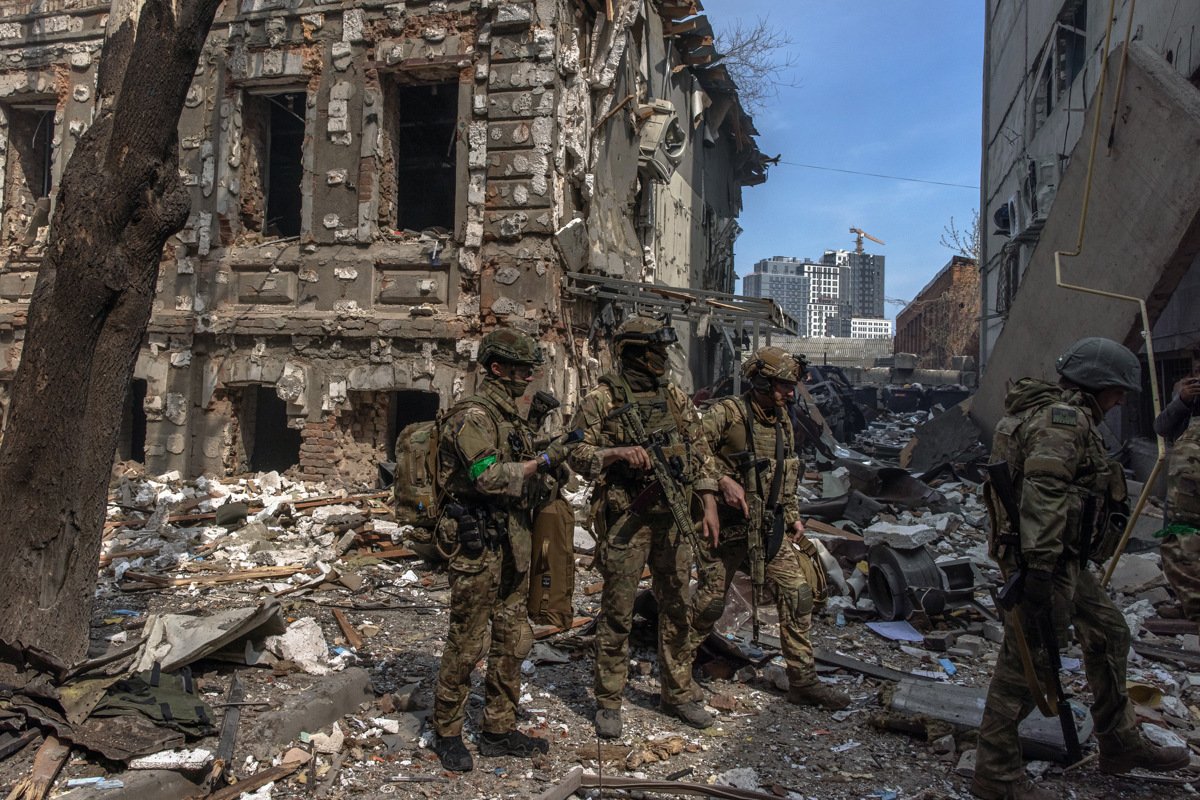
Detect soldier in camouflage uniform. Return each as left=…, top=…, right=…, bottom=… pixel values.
left=686, top=347, right=850, bottom=710
left=568, top=315, right=721, bottom=739
left=1154, top=370, right=1200, bottom=619
left=431, top=328, right=564, bottom=772
left=973, top=338, right=1189, bottom=800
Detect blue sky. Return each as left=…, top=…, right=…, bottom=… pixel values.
left=701, top=1, right=985, bottom=318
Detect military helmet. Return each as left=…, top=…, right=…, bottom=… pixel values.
left=612, top=315, right=679, bottom=353
left=478, top=328, right=543, bottom=366
left=742, top=346, right=803, bottom=383
left=1055, top=337, right=1140, bottom=392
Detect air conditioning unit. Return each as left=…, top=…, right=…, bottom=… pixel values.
left=1023, top=157, right=1059, bottom=225
left=992, top=193, right=1020, bottom=238
left=637, top=100, right=686, bottom=181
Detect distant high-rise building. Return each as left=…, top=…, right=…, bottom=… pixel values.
left=744, top=246, right=885, bottom=338
left=821, top=249, right=885, bottom=319
left=743, top=256, right=842, bottom=337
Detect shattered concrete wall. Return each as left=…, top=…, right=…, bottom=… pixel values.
left=974, top=42, right=1200, bottom=436
left=981, top=0, right=1200, bottom=371
left=0, top=0, right=766, bottom=482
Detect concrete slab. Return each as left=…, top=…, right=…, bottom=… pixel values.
left=247, top=666, right=373, bottom=760
left=974, top=42, right=1200, bottom=434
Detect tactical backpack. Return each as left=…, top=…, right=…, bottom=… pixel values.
left=393, top=419, right=441, bottom=531
left=392, top=395, right=506, bottom=555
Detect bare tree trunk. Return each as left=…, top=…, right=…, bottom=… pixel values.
left=0, top=0, right=222, bottom=665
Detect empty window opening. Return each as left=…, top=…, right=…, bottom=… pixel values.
left=242, top=92, right=306, bottom=238
left=387, top=390, right=440, bottom=462
left=118, top=379, right=148, bottom=464
left=3, top=105, right=55, bottom=244
left=247, top=385, right=300, bottom=473
left=394, top=83, right=458, bottom=232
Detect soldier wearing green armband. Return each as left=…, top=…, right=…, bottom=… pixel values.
left=430, top=328, right=560, bottom=772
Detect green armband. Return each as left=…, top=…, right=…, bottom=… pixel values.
left=469, top=454, right=498, bottom=481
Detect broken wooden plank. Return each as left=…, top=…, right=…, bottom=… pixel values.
left=1142, top=618, right=1200, bottom=637
left=0, top=730, right=39, bottom=762
left=802, top=519, right=864, bottom=541
left=99, top=547, right=160, bottom=565
left=350, top=546, right=416, bottom=560
left=533, top=616, right=592, bottom=639
left=122, top=564, right=311, bottom=588
left=332, top=609, right=364, bottom=650
left=5, top=735, right=69, bottom=800
left=206, top=759, right=303, bottom=800
left=532, top=766, right=584, bottom=800
left=1132, top=640, right=1200, bottom=670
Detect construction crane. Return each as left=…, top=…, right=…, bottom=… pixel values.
left=849, top=227, right=885, bottom=254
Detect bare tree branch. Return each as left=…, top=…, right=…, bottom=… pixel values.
left=714, top=16, right=800, bottom=115
left=939, top=209, right=981, bottom=262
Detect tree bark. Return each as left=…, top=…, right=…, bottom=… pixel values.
left=0, top=0, right=222, bottom=665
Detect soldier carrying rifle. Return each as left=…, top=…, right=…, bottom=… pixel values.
left=568, top=314, right=721, bottom=739
left=685, top=346, right=849, bottom=711
left=974, top=338, right=1189, bottom=800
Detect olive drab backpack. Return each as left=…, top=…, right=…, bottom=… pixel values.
left=392, top=419, right=442, bottom=530
left=391, top=395, right=506, bottom=545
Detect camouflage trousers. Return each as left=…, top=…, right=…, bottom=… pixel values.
left=1162, top=525, right=1200, bottom=620
left=433, top=544, right=533, bottom=737
left=687, top=533, right=816, bottom=687
left=594, top=510, right=695, bottom=709
left=975, top=563, right=1136, bottom=787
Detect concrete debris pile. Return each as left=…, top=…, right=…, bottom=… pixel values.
left=1, top=457, right=1198, bottom=799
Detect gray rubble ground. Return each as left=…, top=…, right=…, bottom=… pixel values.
left=1, top=455, right=1198, bottom=800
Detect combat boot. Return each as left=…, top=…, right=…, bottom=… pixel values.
left=787, top=681, right=851, bottom=710
left=478, top=729, right=550, bottom=758
left=432, top=734, right=473, bottom=772
left=594, top=708, right=622, bottom=739
left=1098, top=732, right=1191, bottom=775
left=660, top=700, right=713, bottom=729
left=969, top=776, right=1055, bottom=800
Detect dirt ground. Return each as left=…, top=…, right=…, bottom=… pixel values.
left=0, top=469, right=1196, bottom=800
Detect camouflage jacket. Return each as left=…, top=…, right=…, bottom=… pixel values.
left=702, top=394, right=801, bottom=531
left=567, top=372, right=717, bottom=516
left=1169, top=415, right=1200, bottom=526
left=988, top=378, right=1123, bottom=573
left=439, top=378, right=536, bottom=562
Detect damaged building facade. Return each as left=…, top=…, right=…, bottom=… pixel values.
left=0, top=0, right=770, bottom=482
left=978, top=0, right=1200, bottom=437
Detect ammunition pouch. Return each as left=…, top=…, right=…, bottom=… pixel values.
left=445, top=503, right=484, bottom=556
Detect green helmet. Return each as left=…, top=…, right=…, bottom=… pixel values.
left=478, top=328, right=543, bottom=366
left=743, top=346, right=803, bottom=383
left=612, top=315, right=679, bottom=353
left=1055, top=337, right=1140, bottom=392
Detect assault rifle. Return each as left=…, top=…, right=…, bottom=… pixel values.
left=986, top=460, right=1083, bottom=764
left=609, top=402, right=699, bottom=553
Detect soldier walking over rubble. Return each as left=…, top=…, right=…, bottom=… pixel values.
left=568, top=314, right=721, bottom=739
left=1154, top=368, right=1200, bottom=620
left=974, top=338, right=1189, bottom=800
left=431, top=328, right=561, bottom=772
left=685, top=347, right=850, bottom=710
